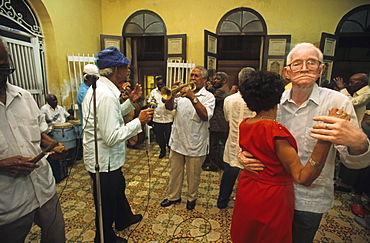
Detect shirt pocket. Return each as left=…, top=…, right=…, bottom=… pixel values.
left=20, top=118, right=41, bottom=143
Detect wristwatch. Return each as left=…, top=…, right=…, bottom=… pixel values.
left=192, top=97, right=199, bottom=104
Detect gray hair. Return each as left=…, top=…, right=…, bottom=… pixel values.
left=286, top=43, right=323, bottom=64
left=99, top=67, right=115, bottom=77
left=238, top=67, right=256, bottom=82
left=193, top=65, right=208, bottom=79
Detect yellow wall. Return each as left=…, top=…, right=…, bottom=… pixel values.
left=100, top=0, right=369, bottom=64
left=27, top=0, right=369, bottom=107
left=29, top=0, right=102, bottom=106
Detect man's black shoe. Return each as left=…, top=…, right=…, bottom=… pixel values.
left=202, top=165, right=219, bottom=172
left=186, top=200, right=196, bottom=210
left=116, top=237, right=127, bottom=243
left=160, top=198, right=181, bottom=207
left=334, top=185, right=351, bottom=193
left=115, top=214, right=143, bottom=231
left=158, top=151, right=166, bottom=158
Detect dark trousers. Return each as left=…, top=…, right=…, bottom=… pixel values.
left=217, top=162, right=241, bottom=206
left=0, top=193, right=65, bottom=243
left=292, top=210, right=323, bottom=243
left=152, top=122, right=172, bottom=153
left=90, top=169, right=134, bottom=243
left=353, top=165, right=370, bottom=196
left=207, top=131, right=228, bottom=170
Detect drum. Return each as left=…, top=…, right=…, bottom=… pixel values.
left=68, top=120, right=83, bottom=161
left=69, top=120, right=82, bottom=139
left=52, top=123, right=76, bottom=149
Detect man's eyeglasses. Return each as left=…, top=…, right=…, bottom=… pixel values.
left=287, top=59, right=321, bottom=72
left=0, top=68, right=15, bottom=76
left=0, top=55, right=16, bottom=76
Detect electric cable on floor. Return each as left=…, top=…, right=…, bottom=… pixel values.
left=165, top=216, right=212, bottom=242
left=125, top=132, right=153, bottom=241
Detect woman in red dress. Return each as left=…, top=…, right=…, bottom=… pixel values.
left=230, top=70, right=349, bottom=243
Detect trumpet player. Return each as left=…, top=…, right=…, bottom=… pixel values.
left=160, top=66, right=215, bottom=210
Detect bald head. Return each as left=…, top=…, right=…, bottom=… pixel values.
left=46, top=94, right=58, bottom=108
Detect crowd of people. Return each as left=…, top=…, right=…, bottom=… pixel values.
left=1, top=34, right=370, bottom=243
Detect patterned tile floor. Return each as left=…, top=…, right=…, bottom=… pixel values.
left=26, top=141, right=370, bottom=242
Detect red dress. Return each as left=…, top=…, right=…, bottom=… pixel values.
left=231, top=119, right=297, bottom=243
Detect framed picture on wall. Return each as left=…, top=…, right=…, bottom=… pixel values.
left=323, top=38, right=336, bottom=57
left=207, top=56, right=217, bottom=70
left=320, top=60, right=333, bottom=85
left=268, top=39, right=287, bottom=56
left=208, top=35, right=217, bottom=54
left=168, top=38, right=183, bottom=55
left=267, top=59, right=285, bottom=75
left=100, top=35, right=123, bottom=52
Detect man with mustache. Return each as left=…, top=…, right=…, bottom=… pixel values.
left=238, top=43, right=370, bottom=243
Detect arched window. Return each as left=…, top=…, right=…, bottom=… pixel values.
left=123, top=10, right=166, bottom=37
left=336, top=4, right=370, bottom=33
left=217, top=8, right=266, bottom=35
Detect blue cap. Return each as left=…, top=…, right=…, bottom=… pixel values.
left=96, top=46, right=131, bottom=69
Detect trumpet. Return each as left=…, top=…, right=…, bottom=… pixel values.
left=161, top=81, right=196, bottom=100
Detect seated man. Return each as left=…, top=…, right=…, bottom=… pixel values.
left=40, top=94, right=75, bottom=133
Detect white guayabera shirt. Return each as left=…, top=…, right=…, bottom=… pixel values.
left=278, top=84, right=370, bottom=213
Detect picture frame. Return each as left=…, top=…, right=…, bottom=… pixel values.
left=207, top=56, right=217, bottom=70
left=268, top=39, right=287, bottom=56
left=323, top=38, right=336, bottom=57
left=167, top=38, right=183, bottom=55
left=267, top=59, right=285, bottom=75
left=208, top=35, right=217, bottom=54
left=100, top=35, right=123, bottom=52
left=319, top=60, right=333, bottom=85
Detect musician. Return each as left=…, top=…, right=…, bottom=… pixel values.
left=77, top=64, right=99, bottom=124
left=0, top=37, right=66, bottom=242
left=40, top=94, right=75, bottom=133
left=82, top=46, right=153, bottom=243
left=160, top=66, right=215, bottom=210
left=148, top=76, right=173, bottom=158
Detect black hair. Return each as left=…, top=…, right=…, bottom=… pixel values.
left=239, top=70, right=284, bottom=113
left=155, top=76, right=164, bottom=82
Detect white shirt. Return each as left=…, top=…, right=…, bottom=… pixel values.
left=223, top=91, right=255, bottom=169
left=82, top=76, right=142, bottom=173
left=169, top=87, right=215, bottom=156
left=40, top=103, right=70, bottom=124
left=341, top=85, right=370, bottom=124
left=148, top=88, right=173, bottom=123
left=278, top=84, right=370, bottom=213
left=0, top=83, right=55, bottom=225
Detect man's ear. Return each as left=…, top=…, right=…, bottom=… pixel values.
left=283, top=67, right=290, bottom=80
left=318, top=63, right=325, bottom=75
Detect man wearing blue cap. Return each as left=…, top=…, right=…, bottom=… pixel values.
left=82, top=46, right=154, bottom=243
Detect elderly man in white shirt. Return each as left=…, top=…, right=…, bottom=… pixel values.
left=160, top=66, right=215, bottom=210
left=0, top=37, right=66, bottom=243
left=148, top=76, right=173, bottom=158
left=216, top=67, right=255, bottom=209
left=239, top=43, right=370, bottom=243
left=82, top=46, right=153, bottom=243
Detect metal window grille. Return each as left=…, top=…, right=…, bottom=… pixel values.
left=3, top=35, right=46, bottom=107
left=66, top=53, right=95, bottom=111
left=166, top=60, right=195, bottom=86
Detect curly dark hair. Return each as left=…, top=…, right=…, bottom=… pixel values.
left=239, top=70, right=284, bottom=113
